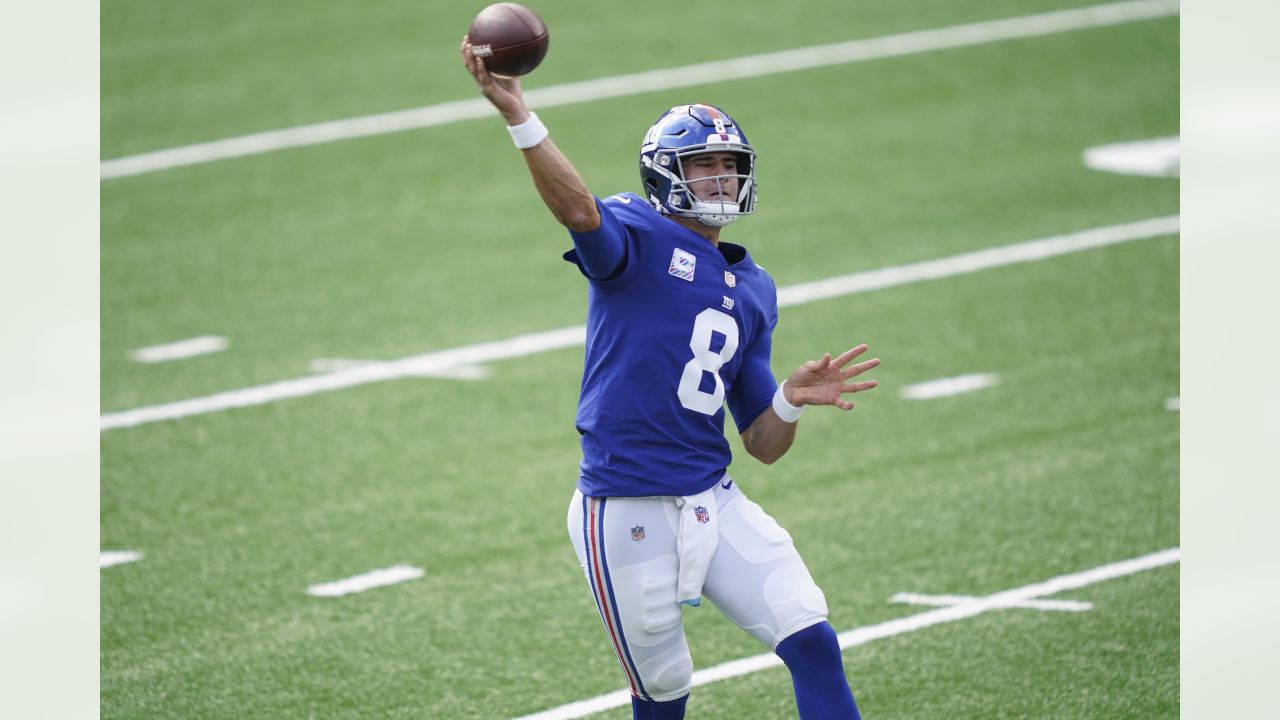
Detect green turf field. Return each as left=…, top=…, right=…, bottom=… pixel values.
left=101, top=1, right=1179, bottom=717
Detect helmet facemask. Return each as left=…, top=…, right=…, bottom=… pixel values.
left=668, top=148, right=756, bottom=227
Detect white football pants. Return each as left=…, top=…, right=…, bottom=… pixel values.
left=567, top=478, right=829, bottom=703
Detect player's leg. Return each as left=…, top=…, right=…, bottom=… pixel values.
left=701, top=482, right=861, bottom=719
left=568, top=490, right=692, bottom=718
left=775, top=621, right=861, bottom=720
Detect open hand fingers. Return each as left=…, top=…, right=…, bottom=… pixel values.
left=832, top=344, right=868, bottom=368
left=833, top=379, right=878, bottom=410
left=803, top=352, right=833, bottom=373
left=789, top=345, right=878, bottom=409
left=840, top=379, right=878, bottom=394
left=840, top=356, right=880, bottom=380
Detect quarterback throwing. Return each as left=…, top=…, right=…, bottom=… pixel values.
left=463, top=35, right=878, bottom=720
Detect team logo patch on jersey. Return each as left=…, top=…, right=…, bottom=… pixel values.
left=722, top=295, right=734, bottom=310
left=694, top=506, right=710, bottom=524
left=631, top=525, right=646, bottom=542
left=669, top=248, right=696, bottom=282
left=724, top=271, right=736, bottom=288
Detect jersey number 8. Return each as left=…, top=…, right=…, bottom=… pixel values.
left=677, top=308, right=740, bottom=415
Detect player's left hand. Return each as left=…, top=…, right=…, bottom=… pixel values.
left=784, top=344, right=880, bottom=411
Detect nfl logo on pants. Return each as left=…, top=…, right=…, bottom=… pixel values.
left=694, top=506, right=709, bottom=524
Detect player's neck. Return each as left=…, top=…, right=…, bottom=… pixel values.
left=669, top=215, right=721, bottom=246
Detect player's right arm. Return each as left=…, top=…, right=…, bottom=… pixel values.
left=461, top=37, right=600, bottom=234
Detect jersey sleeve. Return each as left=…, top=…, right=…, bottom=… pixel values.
left=727, top=298, right=780, bottom=434
left=562, top=196, right=631, bottom=281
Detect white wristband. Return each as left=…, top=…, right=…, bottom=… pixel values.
left=507, top=112, right=549, bottom=150
left=772, top=381, right=806, bottom=423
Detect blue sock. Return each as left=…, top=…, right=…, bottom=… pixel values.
left=775, top=622, right=861, bottom=719
left=631, top=694, right=688, bottom=719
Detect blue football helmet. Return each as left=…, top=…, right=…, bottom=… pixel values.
left=639, top=104, right=758, bottom=227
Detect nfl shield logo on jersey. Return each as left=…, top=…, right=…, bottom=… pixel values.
left=724, top=271, right=736, bottom=288
left=669, top=248, right=696, bottom=282
left=631, top=525, right=645, bottom=542
left=694, top=506, right=710, bottom=524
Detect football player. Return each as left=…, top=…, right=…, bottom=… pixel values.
left=463, top=37, right=879, bottom=720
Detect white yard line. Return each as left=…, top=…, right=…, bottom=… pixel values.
left=101, top=326, right=586, bottom=431
left=774, top=216, right=1178, bottom=306
left=100, top=551, right=143, bottom=569
left=309, top=357, right=491, bottom=380
left=305, top=564, right=425, bottom=598
left=100, top=0, right=1179, bottom=180
left=890, top=592, right=1093, bottom=612
left=130, top=336, right=228, bottom=363
left=900, top=373, right=1001, bottom=400
left=513, top=547, right=1179, bottom=720
left=99, top=216, right=1179, bottom=432
left=1083, top=136, right=1180, bottom=177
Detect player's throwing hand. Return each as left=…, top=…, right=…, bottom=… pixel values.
left=460, top=35, right=526, bottom=123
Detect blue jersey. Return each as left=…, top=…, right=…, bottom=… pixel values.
left=564, top=193, right=779, bottom=498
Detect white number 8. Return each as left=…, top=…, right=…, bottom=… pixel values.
left=677, top=308, right=740, bottom=415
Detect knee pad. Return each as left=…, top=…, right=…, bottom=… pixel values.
left=636, top=650, right=693, bottom=701
left=764, top=561, right=829, bottom=645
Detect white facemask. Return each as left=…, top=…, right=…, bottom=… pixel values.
left=693, top=201, right=739, bottom=227
left=689, top=176, right=740, bottom=227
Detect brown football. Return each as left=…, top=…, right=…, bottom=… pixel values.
left=467, top=3, right=550, bottom=77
